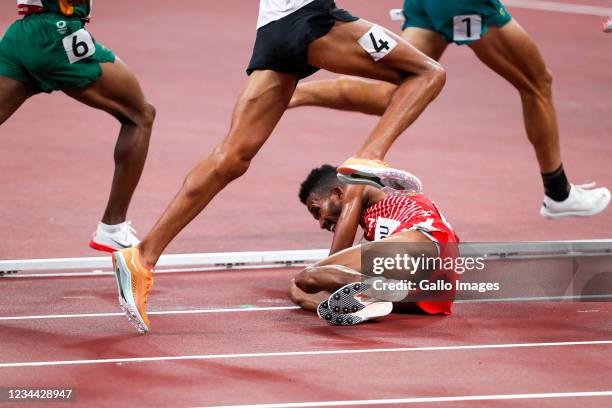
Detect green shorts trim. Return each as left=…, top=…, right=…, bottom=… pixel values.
left=0, top=13, right=115, bottom=93
left=402, top=0, right=512, bottom=45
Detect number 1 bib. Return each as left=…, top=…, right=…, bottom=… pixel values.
left=453, top=14, right=482, bottom=42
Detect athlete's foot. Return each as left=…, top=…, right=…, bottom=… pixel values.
left=90, top=221, right=140, bottom=252
left=112, top=247, right=154, bottom=333
left=337, top=157, right=423, bottom=192
left=603, top=17, right=612, bottom=33
left=540, top=183, right=611, bottom=219
left=318, top=283, right=393, bottom=326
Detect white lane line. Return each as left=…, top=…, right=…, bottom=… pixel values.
left=1, top=340, right=610, bottom=368
left=1, top=264, right=303, bottom=278
left=3, top=292, right=612, bottom=321
left=455, top=294, right=612, bottom=303
left=201, top=391, right=612, bottom=408
left=505, top=0, right=612, bottom=17
left=0, top=306, right=300, bottom=321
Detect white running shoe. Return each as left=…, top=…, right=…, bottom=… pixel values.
left=89, top=221, right=141, bottom=253
left=318, top=296, right=393, bottom=326
left=540, top=183, right=611, bottom=219
left=318, top=282, right=394, bottom=326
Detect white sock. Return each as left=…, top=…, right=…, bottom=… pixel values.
left=99, top=221, right=126, bottom=233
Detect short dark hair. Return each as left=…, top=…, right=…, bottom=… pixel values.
left=299, top=164, right=343, bottom=204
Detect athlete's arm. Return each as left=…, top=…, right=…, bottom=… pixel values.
left=329, top=185, right=364, bottom=255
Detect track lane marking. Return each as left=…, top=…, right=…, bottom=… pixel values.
left=505, top=0, right=612, bottom=16
left=2, top=293, right=611, bottom=321
left=0, top=306, right=300, bottom=321
left=201, top=391, right=612, bottom=407
left=1, top=340, right=611, bottom=368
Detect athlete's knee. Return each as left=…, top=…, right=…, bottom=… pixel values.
left=518, top=67, right=553, bottom=99
left=141, top=102, right=156, bottom=129
left=119, top=101, right=156, bottom=131
left=133, top=102, right=156, bottom=131
left=210, top=145, right=253, bottom=182
left=400, top=60, right=446, bottom=93
left=534, top=68, right=553, bottom=96
left=295, top=267, right=319, bottom=293
left=422, top=62, right=446, bottom=92
left=288, top=279, right=305, bottom=306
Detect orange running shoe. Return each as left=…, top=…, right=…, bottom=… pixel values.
left=112, top=247, right=154, bottom=333
left=337, top=157, right=423, bottom=192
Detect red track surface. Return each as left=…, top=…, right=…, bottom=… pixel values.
left=1, top=1, right=612, bottom=406
left=1, top=269, right=611, bottom=407
left=1, top=1, right=611, bottom=259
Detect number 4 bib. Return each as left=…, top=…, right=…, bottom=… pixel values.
left=358, top=25, right=398, bottom=62
left=62, top=29, right=96, bottom=64
left=453, top=14, right=482, bottom=42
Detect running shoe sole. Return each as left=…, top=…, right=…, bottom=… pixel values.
left=89, top=239, right=119, bottom=253
left=328, top=282, right=372, bottom=316
left=318, top=295, right=393, bottom=326
left=112, top=252, right=149, bottom=334
left=337, top=172, right=384, bottom=189
left=337, top=165, right=423, bottom=192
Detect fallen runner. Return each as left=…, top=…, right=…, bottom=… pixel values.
left=289, top=164, right=460, bottom=325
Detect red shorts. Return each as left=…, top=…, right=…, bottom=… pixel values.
left=393, top=218, right=459, bottom=316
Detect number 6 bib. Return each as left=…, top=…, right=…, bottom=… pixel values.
left=62, top=29, right=95, bottom=64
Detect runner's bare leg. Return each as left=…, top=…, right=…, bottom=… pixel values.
left=469, top=20, right=561, bottom=173
left=307, top=20, right=446, bottom=159
left=138, top=71, right=297, bottom=267
left=0, top=76, right=32, bottom=125
left=288, top=280, right=330, bottom=312
left=64, top=60, right=156, bottom=224
left=137, top=21, right=444, bottom=268
left=289, top=27, right=447, bottom=116
left=291, top=229, right=435, bottom=311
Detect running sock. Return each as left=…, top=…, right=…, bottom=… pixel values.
left=99, top=221, right=126, bottom=233
left=542, top=164, right=570, bottom=202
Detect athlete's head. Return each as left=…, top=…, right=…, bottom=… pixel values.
left=299, top=164, right=345, bottom=232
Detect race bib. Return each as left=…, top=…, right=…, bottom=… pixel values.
left=453, top=14, right=482, bottom=42
left=358, top=25, right=398, bottom=62
left=375, top=217, right=402, bottom=241
left=62, top=29, right=95, bottom=64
